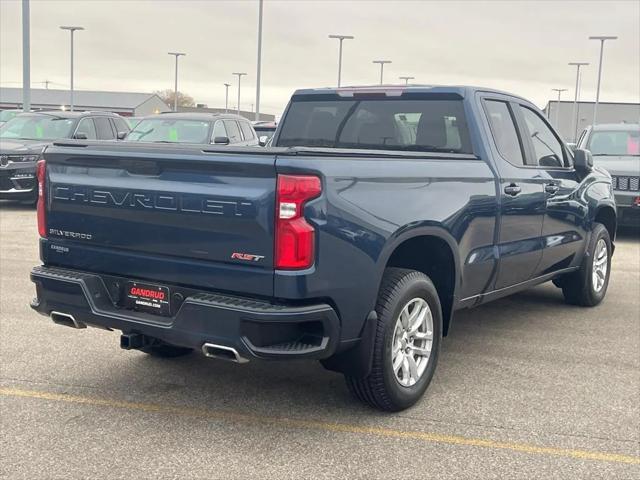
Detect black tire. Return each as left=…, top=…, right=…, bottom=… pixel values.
left=139, top=343, right=193, bottom=358
left=561, top=223, right=612, bottom=306
left=345, top=268, right=442, bottom=412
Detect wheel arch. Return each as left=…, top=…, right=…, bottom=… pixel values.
left=378, top=227, right=461, bottom=336
left=593, top=204, right=617, bottom=245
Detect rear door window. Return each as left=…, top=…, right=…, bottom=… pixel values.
left=277, top=96, right=472, bottom=153
left=484, top=100, right=524, bottom=166
left=223, top=120, right=242, bottom=143
left=95, top=116, right=115, bottom=140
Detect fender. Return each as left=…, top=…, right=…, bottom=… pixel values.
left=376, top=223, right=462, bottom=307
left=584, top=176, right=617, bottom=249
left=328, top=225, right=461, bottom=378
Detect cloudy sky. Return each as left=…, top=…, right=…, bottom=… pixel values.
left=1, top=0, right=638, bottom=115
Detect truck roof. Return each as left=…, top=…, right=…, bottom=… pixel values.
left=291, top=84, right=530, bottom=102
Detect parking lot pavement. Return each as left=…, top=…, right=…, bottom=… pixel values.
left=1, top=202, right=638, bottom=479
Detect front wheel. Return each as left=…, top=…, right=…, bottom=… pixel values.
left=560, top=222, right=612, bottom=306
left=346, top=268, right=442, bottom=411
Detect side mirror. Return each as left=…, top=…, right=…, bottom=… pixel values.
left=566, top=142, right=577, bottom=151
left=117, top=131, right=127, bottom=140
left=74, top=132, right=88, bottom=140
left=573, top=148, right=593, bottom=172
left=213, top=136, right=230, bottom=145
left=258, top=135, right=269, bottom=147
left=539, top=154, right=563, bottom=168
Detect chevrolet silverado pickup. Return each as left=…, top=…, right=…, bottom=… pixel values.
left=30, top=86, right=616, bottom=411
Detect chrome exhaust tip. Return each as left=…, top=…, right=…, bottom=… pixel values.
left=202, top=343, right=248, bottom=363
left=50, top=311, right=87, bottom=329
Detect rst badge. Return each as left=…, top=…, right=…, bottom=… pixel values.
left=231, top=252, right=265, bottom=262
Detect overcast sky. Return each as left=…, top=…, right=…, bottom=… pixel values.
left=1, top=0, right=638, bottom=115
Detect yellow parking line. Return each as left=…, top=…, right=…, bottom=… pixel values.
left=1, top=386, right=638, bottom=465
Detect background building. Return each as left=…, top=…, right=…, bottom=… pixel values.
left=544, top=100, right=640, bottom=142
left=0, top=87, right=170, bottom=116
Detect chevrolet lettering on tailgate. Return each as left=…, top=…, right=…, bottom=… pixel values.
left=53, top=185, right=253, bottom=217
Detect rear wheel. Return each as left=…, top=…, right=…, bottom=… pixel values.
left=560, top=223, right=612, bottom=306
left=346, top=268, right=442, bottom=411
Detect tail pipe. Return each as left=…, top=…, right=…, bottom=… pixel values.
left=202, top=343, right=248, bottom=364
left=50, top=311, right=86, bottom=329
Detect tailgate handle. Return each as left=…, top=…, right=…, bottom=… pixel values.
left=121, top=160, right=161, bottom=175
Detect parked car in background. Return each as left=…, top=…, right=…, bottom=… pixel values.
left=31, top=85, right=616, bottom=411
left=125, top=116, right=144, bottom=130
left=125, top=113, right=259, bottom=146
left=578, top=123, right=640, bottom=228
left=0, top=109, right=23, bottom=126
left=252, top=120, right=277, bottom=145
left=0, top=111, right=130, bottom=203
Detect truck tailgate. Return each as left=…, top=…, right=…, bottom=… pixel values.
left=42, top=143, right=277, bottom=296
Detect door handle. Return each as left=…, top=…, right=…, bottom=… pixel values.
left=545, top=184, right=560, bottom=195
left=504, top=183, right=521, bottom=196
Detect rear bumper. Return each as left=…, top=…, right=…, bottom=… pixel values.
left=30, top=265, right=340, bottom=360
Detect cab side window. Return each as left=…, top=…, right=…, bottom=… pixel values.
left=211, top=121, right=228, bottom=141
left=239, top=121, right=255, bottom=141
left=484, top=100, right=525, bottom=166
left=95, top=116, right=115, bottom=140
left=112, top=117, right=130, bottom=135
left=223, top=120, right=242, bottom=143
left=75, top=118, right=97, bottom=140
left=518, top=106, right=566, bottom=168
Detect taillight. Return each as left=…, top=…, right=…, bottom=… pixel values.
left=275, top=174, right=322, bottom=269
left=36, top=159, right=46, bottom=237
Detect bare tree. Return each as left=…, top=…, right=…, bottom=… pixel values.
left=154, top=89, right=195, bottom=109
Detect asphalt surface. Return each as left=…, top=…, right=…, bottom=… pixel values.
left=1, top=202, right=638, bottom=479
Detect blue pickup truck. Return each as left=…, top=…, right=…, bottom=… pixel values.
left=30, top=86, right=616, bottom=411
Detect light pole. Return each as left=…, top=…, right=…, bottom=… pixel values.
left=167, top=52, right=186, bottom=112
left=399, top=76, right=414, bottom=85
left=552, top=88, right=567, bottom=130
left=568, top=62, right=589, bottom=141
left=589, top=35, right=617, bottom=126
left=224, top=83, right=231, bottom=113
left=232, top=72, right=247, bottom=116
left=328, top=34, right=354, bottom=87
left=60, top=25, right=84, bottom=111
left=255, top=0, right=263, bottom=121
left=372, top=60, right=392, bottom=85
left=22, top=0, right=30, bottom=112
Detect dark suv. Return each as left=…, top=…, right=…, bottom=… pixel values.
left=0, top=111, right=130, bottom=202
left=125, top=113, right=259, bottom=146
left=577, top=123, right=640, bottom=227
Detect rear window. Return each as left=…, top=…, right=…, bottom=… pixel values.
left=277, top=97, right=472, bottom=153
